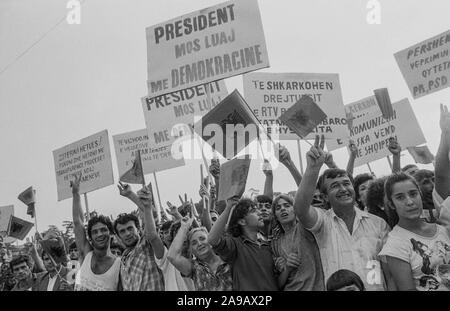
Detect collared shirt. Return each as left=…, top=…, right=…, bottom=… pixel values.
left=271, top=220, right=325, bottom=291
left=213, top=234, right=279, bottom=291
left=189, top=258, right=232, bottom=291
left=307, top=206, right=390, bottom=291
left=121, top=237, right=164, bottom=291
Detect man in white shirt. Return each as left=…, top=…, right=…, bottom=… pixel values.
left=293, top=135, right=391, bottom=291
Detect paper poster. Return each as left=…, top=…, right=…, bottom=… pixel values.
left=218, top=156, right=251, bottom=201
left=0, top=205, right=14, bottom=233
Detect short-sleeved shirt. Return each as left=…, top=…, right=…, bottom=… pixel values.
left=155, top=247, right=195, bottom=291
left=307, top=206, right=390, bottom=291
left=433, top=188, right=450, bottom=227
left=213, top=234, right=279, bottom=291
left=186, top=258, right=232, bottom=291
left=121, top=237, right=164, bottom=291
left=271, top=220, right=325, bottom=291
left=379, top=225, right=450, bottom=291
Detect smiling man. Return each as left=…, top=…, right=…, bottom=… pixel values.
left=71, top=173, right=121, bottom=291
left=294, top=135, right=390, bottom=291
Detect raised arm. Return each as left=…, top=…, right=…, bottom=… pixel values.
left=70, top=173, right=91, bottom=261
left=26, top=242, right=45, bottom=272
left=199, top=183, right=212, bottom=231
left=277, top=144, right=302, bottom=186
left=293, top=135, right=324, bottom=229
left=324, top=151, right=338, bottom=169
left=209, top=159, right=221, bottom=197
left=435, top=104, right=450, bottom=200
left=208, top=197, right=238, bottom=246
left=262, top=160, right=274, bottom=198
left=167, top=216, right=193, bottom=276
left=388, top=137, right=401, bottom=173
left=118, top=182, right=165, bottom=260
left=346, top=139, right=357, bottom=177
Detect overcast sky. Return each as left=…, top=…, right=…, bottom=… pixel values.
left=1, top=0, right=449, bottom=242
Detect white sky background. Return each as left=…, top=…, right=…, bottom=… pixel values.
left=0, top=0, right=449, bottom=239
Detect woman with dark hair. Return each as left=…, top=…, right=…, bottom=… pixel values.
left=378, top=172, right=450, bottom=291
left=326, top=269, right=365, bottom=291
left=365, top=176, right=392, bottom=227
left=271, top=194, right=324, bottom=290
left=353, top=173, right=374, bottom=211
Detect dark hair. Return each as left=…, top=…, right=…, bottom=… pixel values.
left=10, top=254, right=32, bottom=271
left=255, top=195, right=273, bottom=204
left=353, top=173, right=374, bottom=210
left=113, top=213, right=140, bottom=235
left=365, top=176, right=390, bottom=225
left=271, top=194, right=295, bottom=236
left=160, top=220, right=173, bottom=232
left=317, top=168, right=355, bottom=195
left=87, top=215, right=114, bottom=239
left=326, top=269, right=365, bottom=291
left=227, top=199, right=256, bottom=237
left=384, top=172, right=422, bottom=227
left=110, top=240, right=125, bottom=253
left=68, top=241, right=77, bottom=251
left=401, top=164, right=418, bottom=173
left=413, top=169, right=434, bottom=183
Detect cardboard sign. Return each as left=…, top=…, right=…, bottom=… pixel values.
left=243, top=72, right=347, bottom=140
left=407, top=145, right=435, bottom=164
left=218, top=156, right=251, bottom=201
left=278, top=95, right=327, bottom=139
left=146, top=0, right=269, bottom=97
left=113, top=129, right=185, bottom=176
left=53, top=130, right=114, bottom=201
left=0, top=205, right=14, bottom=233
left=395, top=30, right=450, bottom=99
left=142, top=81, right=228, bottom=146
left=327, top=99, right=426, bottom=167
left=194, top=89, right=261, bottom=159
left=7, top=216, right=34, bottom=240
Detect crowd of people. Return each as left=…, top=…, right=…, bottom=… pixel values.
left=1, top=104, right=450, bottom=291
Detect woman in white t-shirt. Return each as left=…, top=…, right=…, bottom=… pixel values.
left=379, top=172, right=450, bottom=291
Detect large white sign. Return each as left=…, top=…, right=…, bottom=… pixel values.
left=243, top=72, right=348, bottom=140
left=113, top=129, right=185, bottom=176
left=53, top=130, right=114, bottom=201
left=146, top=0, right=269, bottom=97
left=395, top=30, right=450, bottom=99
left=327, top=99, right=426, bottom=167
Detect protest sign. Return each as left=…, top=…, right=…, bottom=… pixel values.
left=327, top=98, right=426, bottom=167
left=141, top=81, right=228, bottom=146
left=218, top=156, right=251, bottom=201
left=113, top=129, right=185, bottom=176
left=7, top=216, right=34, bottom=240
left=53, top=130, right=114, bottom=201
left=278, top=95, right=327, bottom=139
left=0, top=205, right=14, bottom=233
left=18, top=186, right=36, bottom=218
left=407, top=145, right=435, bottom=164
left=146, top=0, right=269, bottom=97
left=120, top=149, right=145, bottom=185
left=395, top=29, right=450, bottom=99
left=194, top=89, right=261, bottom=159
left=243, top=72, right=347, bottom=140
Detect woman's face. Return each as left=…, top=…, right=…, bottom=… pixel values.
left=189, top=230, right=211, bottom=260
left=274, top=198, right=295, bottom=225
left=390, top=180, right=423, bottom=220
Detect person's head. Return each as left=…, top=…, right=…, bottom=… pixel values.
left=311, top=188, right=326, bottom=209
left=385, top=172, right=423, bottom=226
left=87, top=215, right=114, bottom=250
left=160, top=220, right=173, bottom=247
left=254, top=195, right=273, bottom=223
left=272, top=194, right=296, bottom=230
left=227, top=198, right=263, bottom=237
left=113, top=213, right=140, bottom=248
left=41, top=251, right=60, bottom=272
left=187, top=227, right=212, bottom=261
left=110, top=240, right=124, bottom=257
left=353, top=173, right=374, bottom=210
left=10, top=255, right=32, bottom=282
left=317, top=169, right=355, bottom=210
left=326, top=269, right=365, bottom=291
left=402, top=164, right=419, bottom=176
left=209, top=210, right=219, bottom=225
left=365, top=176, right=390, bottom=225
left=413, top=170, right=435, bottom=197
left=68, top=241, right=78, bottom=260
